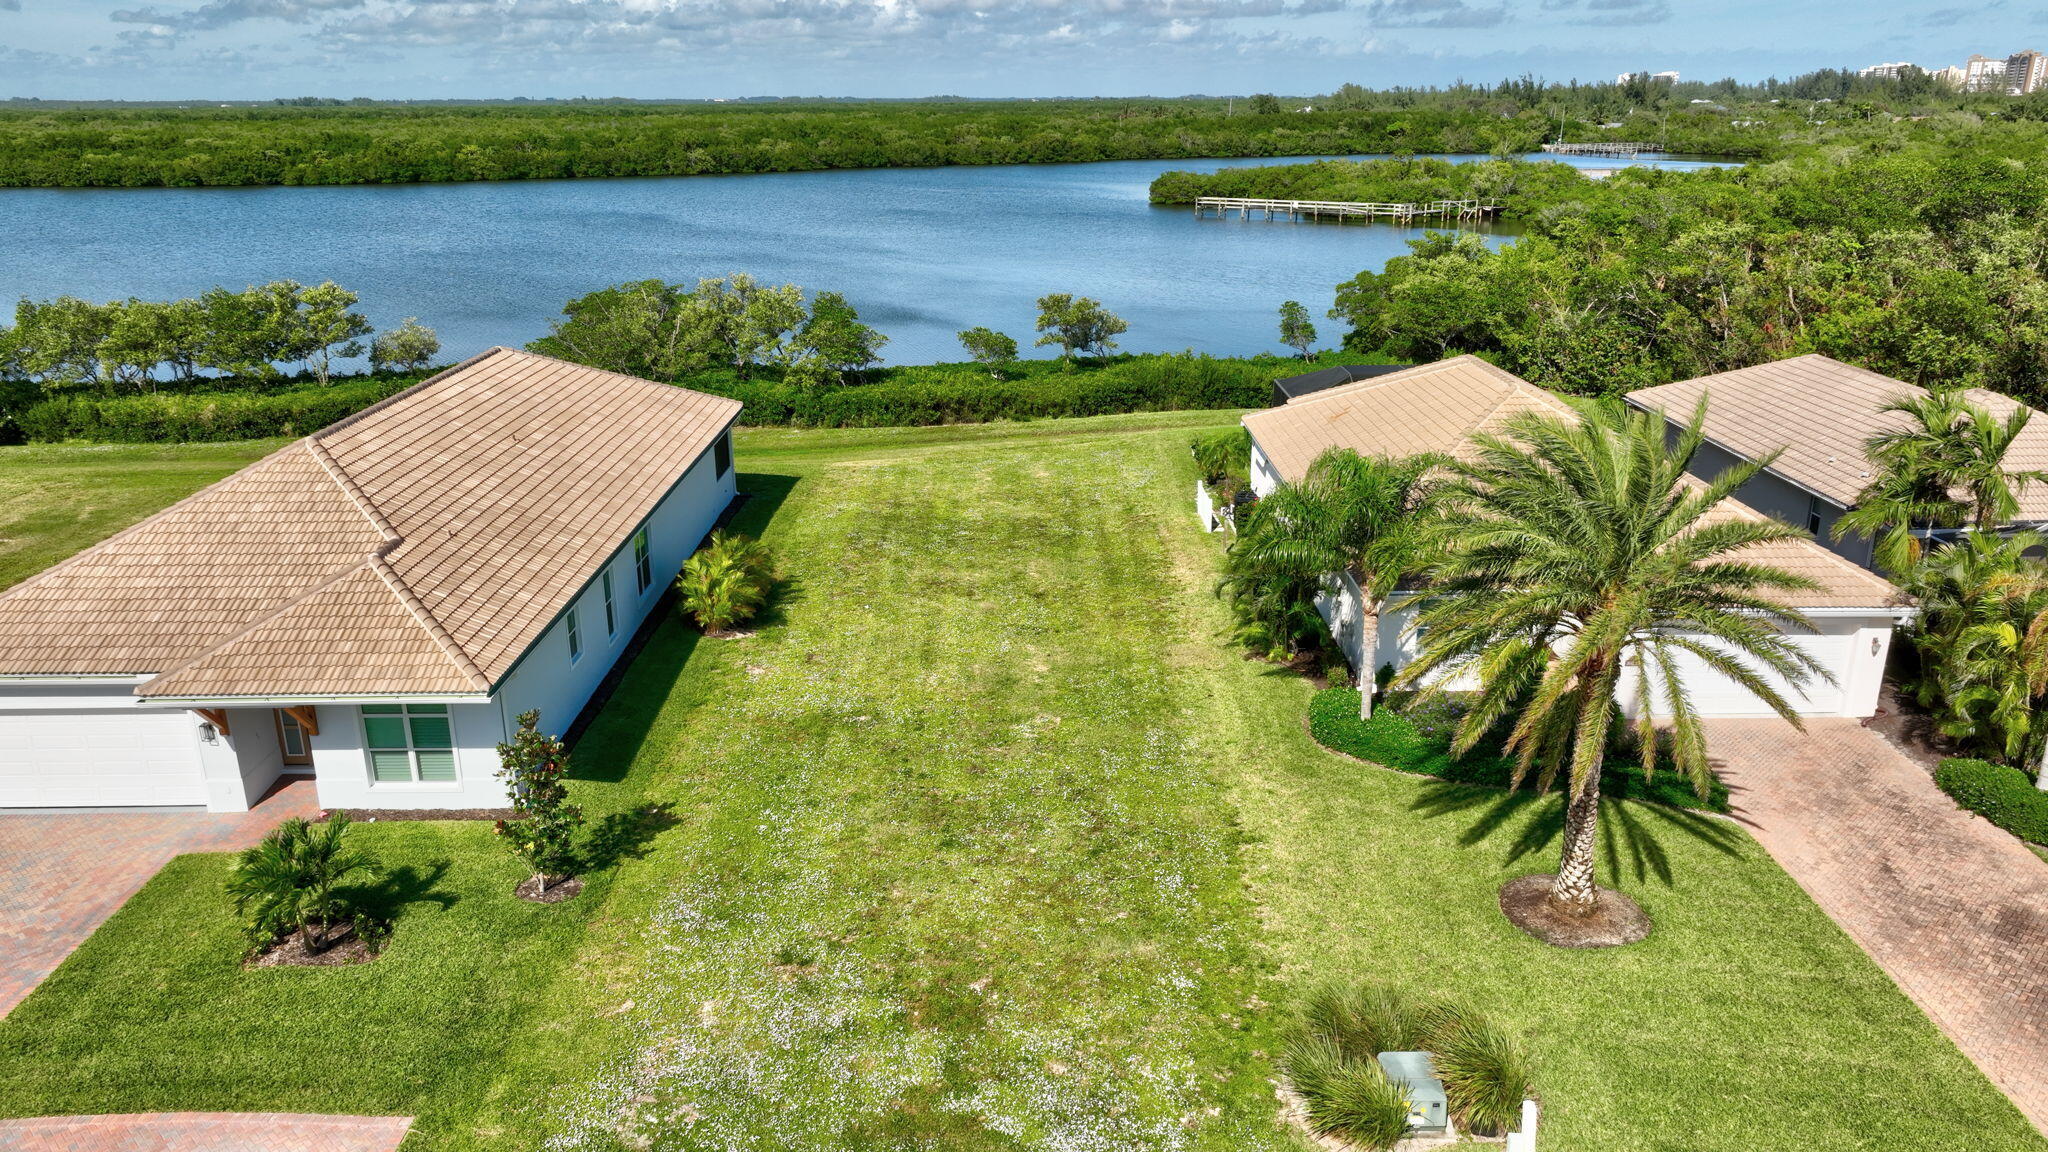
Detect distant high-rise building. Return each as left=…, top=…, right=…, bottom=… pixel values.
left=2007, top=50, right=2048, bottom=95
left=1859, top=61, right=1917, bottom=80
left=1964, top=54, right=2009, bottom=92
left=1933, top=65, right=1969, bottom=89
left=1615, top=70, right=1681, bottom=85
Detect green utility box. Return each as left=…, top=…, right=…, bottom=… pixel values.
left=1377, top=1050, right=1450, bottom=1133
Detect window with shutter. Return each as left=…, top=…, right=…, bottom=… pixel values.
left=362, top=703, right=458, bottom=784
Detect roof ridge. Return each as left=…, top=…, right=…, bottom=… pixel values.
left=305, top=437, right=492, bottom=692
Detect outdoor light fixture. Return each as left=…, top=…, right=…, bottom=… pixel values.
left=198, top=721, right=219, bottom=744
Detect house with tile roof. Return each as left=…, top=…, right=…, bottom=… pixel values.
left=1241, top=355, right=1910, bottom=719
left=1625, top=354, right=2048, bottom=571
left=0, top=347, right=742, bottom=812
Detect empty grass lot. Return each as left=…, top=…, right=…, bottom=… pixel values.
left=0, top=415, right=2038, bottom=1150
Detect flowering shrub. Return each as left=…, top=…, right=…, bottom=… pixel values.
left=494, top=709, right=585, bottom=887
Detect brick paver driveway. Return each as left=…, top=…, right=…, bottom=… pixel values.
left=1710, top=719, right=2048, bottom=1134
left=0, top=778, right=318, bottom=1018
left=0, top=1112, right=409, bottom=1151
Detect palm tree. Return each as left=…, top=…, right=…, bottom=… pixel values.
left=1222, top=449, right=1441, bottom=700
left=1398, top=401, right=1826, bottom=916
left=226, top=812, right=379, bottom=952
left=1902, top=531, right=2048, bottom=769
left=1837, top=392, right=2048, bottom=573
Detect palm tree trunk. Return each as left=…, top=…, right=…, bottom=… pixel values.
left=1551, top=777, right=1602, bottom=913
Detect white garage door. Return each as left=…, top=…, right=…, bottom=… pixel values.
left=0, top=710, right=206, bottom=808
left=1661, top=631, right=1850, bottom=717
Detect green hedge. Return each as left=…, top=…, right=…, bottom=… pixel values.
left=1307, top=688, right=1730, bottom=812
left=16, top=375, right=426, bottom=443
left=1935, top=757, right=2048, bottom=845
left=694, top=352, right=1283, bottom=428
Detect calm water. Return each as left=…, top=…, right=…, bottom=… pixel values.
left=0, top=153, right=1726, bottom=366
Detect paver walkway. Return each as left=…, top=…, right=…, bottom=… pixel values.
left=1709, top=719, right=2048, bottom=1134
left=0, top=778, right=319, bottom=1018
left=0, top=1112, right=410, bottom=1151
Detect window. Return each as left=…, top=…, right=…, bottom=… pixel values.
left=567, top=605, right=583, bottom=662
left=714, top=431, right=732, bottom=479
left=276, top=710, right=311, bottom=766
left=362, top=703, right=456, bottom=784
left=1806, top=495, right=1825, bottom=536
left=634, top=529, right=652, bottom=592
left=602, top=569, right=617, bottom=637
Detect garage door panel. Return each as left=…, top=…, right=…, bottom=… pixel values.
left=0, top=710, right=205, bottom=808
left=1659, top=632, right=1850, bottom=717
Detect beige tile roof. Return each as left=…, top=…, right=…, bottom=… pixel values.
left=0, top=347, right=741, bottom=698
left=1625, top=354, right=2048, bottom=520
left=1242, top=355, right=1897, bottom=609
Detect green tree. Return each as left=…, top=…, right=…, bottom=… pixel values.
left=295, top=281, right=373, bottom=384
left=1278, top=300, right=1318, bottom=359
left=5, top=296, right=114, bottom=390
left=788, top=290, right=887, bottom=387
left=1399, top=402, right=1825, bottom=918
left=529, top=279, right=700, bottom=380
left=1224, top=448, right=1441, bottom=712
left=225, top=812, right=380, bottom=953
left=1901, top=532, right=2048, bottom=769
left=369, top=317, right=441, bottom=374
left=1249, top=93, right=1284, bottom=115
left=1837, top=391, right=2048, bottom=572
left=103, top=298, right=206, bottom=387
left=1033, top=292, right=1127, bottom=366
left=494, top=710, right=585, bottom=892
left=957, top=326, right=1019, bottom=378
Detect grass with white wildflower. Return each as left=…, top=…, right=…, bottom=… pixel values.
left=0, top=411, right=2035, bottom=1151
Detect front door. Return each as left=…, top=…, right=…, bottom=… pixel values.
left=275, top=709, right=313, bottom=770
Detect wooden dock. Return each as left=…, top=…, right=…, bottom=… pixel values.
left=1192, top=197, right=1502, bottom=225
left=1540, top=142, right=1656, bottom=158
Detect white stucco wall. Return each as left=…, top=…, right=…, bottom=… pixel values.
left=495, top=430, right=737, bottom=741
left=1248, top=438, right=1284, bottom=498
left=303, top=699, right=506, bottom=811
left=193, top=706, right=285, bottom=812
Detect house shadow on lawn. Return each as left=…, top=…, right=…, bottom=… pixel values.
left=564, top=473, right=802, bottom=784
left=1408, top=781, right=1746, bottom=889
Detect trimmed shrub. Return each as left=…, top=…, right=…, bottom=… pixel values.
left=1936, top=757, right=2048, bottom=845
left=16, top=374, right=424, bottom=443
left=676, top=531, right=778, bottom=635
left=1307, top=688, right=1730, bottom=812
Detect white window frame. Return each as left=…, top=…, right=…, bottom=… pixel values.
left=602, top=569, right=617, bottom=637
left=634, top=528, right=652, bottom=593
left=361, top=703, right=458, bottom=786
left=567, top=605, right=583, bottom=663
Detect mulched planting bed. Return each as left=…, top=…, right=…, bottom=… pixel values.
left=1499, top=874, right=1649, bottom=948
left=516, top=875, right=586, bottom=904
left=247, top=926, right=380, bottom=968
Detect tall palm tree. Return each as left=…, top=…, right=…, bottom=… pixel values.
left=1223, top=448, right=1441, bottom=703
left=1837, top=392, right=2048, bottom=572
left=1903, top=531, right=2048, bottom=768
left=1398, top=401, right=1827, bottom=916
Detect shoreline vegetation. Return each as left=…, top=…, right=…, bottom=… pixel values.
left=3, top=70, right=2043, bottom=189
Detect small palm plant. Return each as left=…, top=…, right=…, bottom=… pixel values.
left=1904, top=531, right=2048, bottom=763
left=1837, top=391, right=2048, bottom=573
left=226, top=812, right=379, bottom=954
left=676, top=530, right=778, bottom=635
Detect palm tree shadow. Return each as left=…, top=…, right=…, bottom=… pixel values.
left=1408, top=781, right=1748, bottom=888
left=344, top=860, right=458, bottom=922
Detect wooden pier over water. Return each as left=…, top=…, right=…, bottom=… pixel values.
left=1193, top=197, right=1502, bottom=225
left=1540, top=142, right=1656, bottom=158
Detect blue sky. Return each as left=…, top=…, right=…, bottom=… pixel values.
left=2, top=1, right=2044, bottom=101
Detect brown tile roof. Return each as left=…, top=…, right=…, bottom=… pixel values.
left=1242, top=355, right=1898, bottom=610
left=1625, top=354, right=2048, bottom=520
left=0, top=347, right=741, bottom=697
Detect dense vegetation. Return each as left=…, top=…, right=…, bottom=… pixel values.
left=1935, top=758, right=2048, bottom=845
left=1155, top=117, right=2048, bottom=403
left=4, top=72, right=2043, bottom=188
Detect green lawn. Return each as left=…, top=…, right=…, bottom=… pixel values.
left=0, top=413, right=2038, bottom=1151
left=0, top=439, right=284, bottom=590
